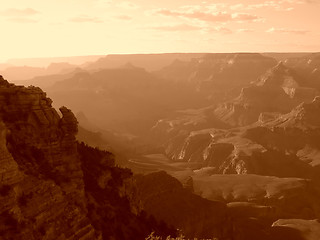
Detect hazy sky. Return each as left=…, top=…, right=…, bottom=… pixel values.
left=0, top=0, right=319, bottom=62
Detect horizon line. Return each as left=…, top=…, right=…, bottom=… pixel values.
left=2, top=51, right=319, bottom=62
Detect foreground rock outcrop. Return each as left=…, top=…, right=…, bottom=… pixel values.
left=0, top=76, right=175, bottom=240
left=0, top=76, right=97, bottom=240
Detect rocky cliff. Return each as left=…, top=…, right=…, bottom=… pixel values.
left=155, top=53, right=277, bottom=102
left=161, top=95, right=320, bottom=178
left=214, top=62, right=318, bottom=127
left=0, top=75, right=98, bottom=239
left=0, top=76, right=174, bottom=240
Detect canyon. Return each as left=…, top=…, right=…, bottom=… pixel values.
left=1, top=52, right=320, bottom=239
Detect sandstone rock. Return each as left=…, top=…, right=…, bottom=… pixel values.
left=0, top=76, right=176, bottom=240
left=0, top=77, right=99, bottom=239
left=214, top=63, right=318, bottom=127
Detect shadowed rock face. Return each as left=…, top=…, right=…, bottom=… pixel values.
left=161, top=96, right=320, bottom=178
left=2, top=51, right=320, bottom=240
left=147, top=96, right=320, bottom=240
left=0, top=76, right=176, bottom=240
left=214, top=63, right=318, bottom=127
left=77, top=143, right=177, bottom=240
left=0, top=76, right=97, bottom=240
left=154, top=62, right=320, bottom=179
left=135, top=171, right=229, bottom=239
left=144, top=84, right=320, bottom=239
left=151, top=63, right=319, bottom=164
left=264, top=96, right=320, bottom=129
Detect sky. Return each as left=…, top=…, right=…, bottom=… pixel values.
left=0, top=0, right=319, bottom=62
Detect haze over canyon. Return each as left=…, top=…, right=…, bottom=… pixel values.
left=1, top=0, right=320, bottom=239
left=0, top=51, right=320, bottom=240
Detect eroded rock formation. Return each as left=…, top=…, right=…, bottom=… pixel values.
left=0, top=75, right=97, bottom=239
left=0, top=76, right=174, bottom=240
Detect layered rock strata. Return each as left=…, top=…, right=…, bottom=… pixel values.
left=0, top=75, right=98, bottom=239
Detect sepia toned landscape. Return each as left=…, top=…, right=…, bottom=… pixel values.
left=1, top=0, right=320, bottom=240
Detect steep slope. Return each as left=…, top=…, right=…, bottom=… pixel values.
left=161, top=95, right=320, bottom=178
left=163, top=127, right=315, bottom=178
left=263, top=95, right=320, bottom=129
left=78, top=143, right=176, bottom=240
left=149, top=63, right=304, bottom=148
left=146, top=97, right=320, bottom=239
left=0, top=76, right=176, bottom=240
left=214, top=62, right=318, bottom=127
left=149, top=63, right=320, bottom=177
left=246, top=96, right=320, bottom=172
left=0, top=76, right=97, bottom=239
